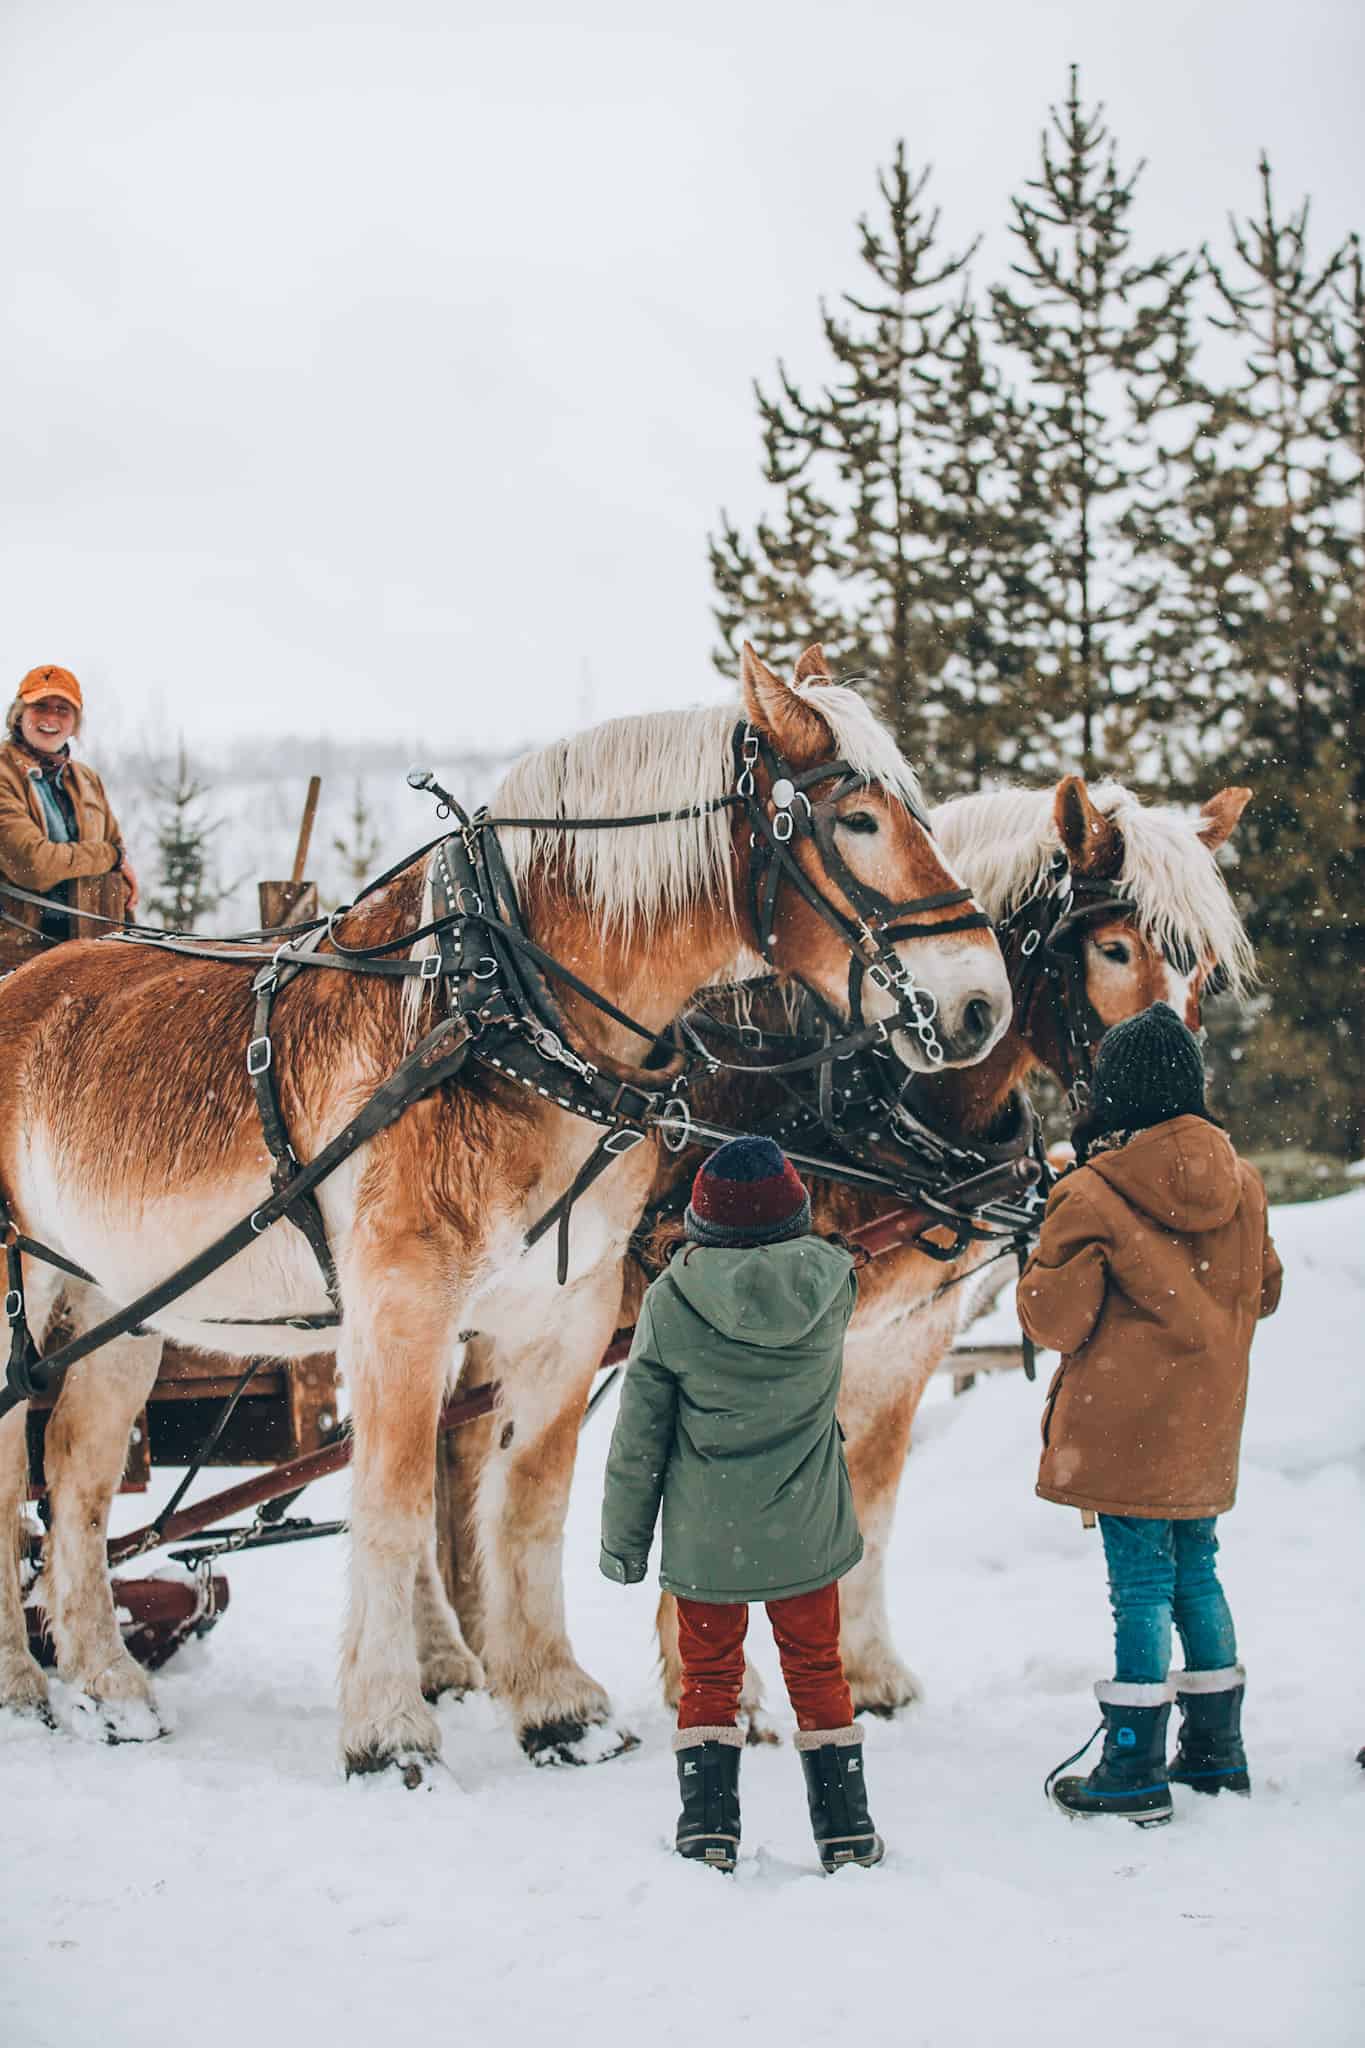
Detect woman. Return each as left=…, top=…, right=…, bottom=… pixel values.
left=0, top=666, right=138, bottom=972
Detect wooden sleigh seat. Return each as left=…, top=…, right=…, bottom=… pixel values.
left=25, top=1345, right=341, bottom=1496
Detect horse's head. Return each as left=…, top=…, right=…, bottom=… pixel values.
left=735, top=643, right=1011, bottom=1073
left=1025, top=776, right=1256, bottom=1088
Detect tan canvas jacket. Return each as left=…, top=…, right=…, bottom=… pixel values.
left=0, top=741, right=128, bottom=970
left=1019, top=1116, right=1283, bottom=1519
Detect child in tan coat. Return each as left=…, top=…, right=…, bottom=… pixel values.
left=1018, top=1004, right=1281, bottom=1825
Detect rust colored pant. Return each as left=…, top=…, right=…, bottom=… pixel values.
left=676, top=1582, right=854, bottom=1732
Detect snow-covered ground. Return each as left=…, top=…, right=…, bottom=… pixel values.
left=5, top=1193, right=1362, bottom=2048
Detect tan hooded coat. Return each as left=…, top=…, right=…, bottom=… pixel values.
left=1018, top=1115, right=1282, bottom=1519
left=0, top=741, right=127, bottom=970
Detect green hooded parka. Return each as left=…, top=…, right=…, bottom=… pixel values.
left=599, top=1236, right=863, bottom=1603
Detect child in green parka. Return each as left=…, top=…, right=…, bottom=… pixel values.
left=600, top=1135, right=884, bottom=1876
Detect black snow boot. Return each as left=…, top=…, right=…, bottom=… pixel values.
left=796, top=1726, right=885, bottom=1872
left=673, top=1726, right=742, bottom=1871
left=1047, top=1681, right=1174, bottom=1827
left=1170, top=1666, right=1250, bottom=1795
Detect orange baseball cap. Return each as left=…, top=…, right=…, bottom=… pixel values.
left=18, top=666, right=83, bottom=712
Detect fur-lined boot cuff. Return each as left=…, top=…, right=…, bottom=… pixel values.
left=793, top=1724, right=863, bottom=1752
left=1174, top=1664, right=1246, bottom=1695
left=672, top=1724, right=745, bottom=1751
left=1095, top=1678, right=1176, bottom=1708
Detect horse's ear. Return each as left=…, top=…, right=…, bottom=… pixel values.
left=792, top=643, right=833, bottom=687
left=1197, top=786, right=1252, bottom=851
left=740, top=642, right=831, bottom=768
left=1054, top=775, right=1121, bottom=876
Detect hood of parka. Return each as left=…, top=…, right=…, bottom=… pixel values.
left=1084, top=1114, right=1241, bottom=1233
left=667, top=1236, right=855, bottom=1348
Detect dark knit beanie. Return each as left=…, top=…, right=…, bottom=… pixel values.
left=684, top=1136, right=811, bottom=1247
left=1080, top=1002, right=1208, bottom=1144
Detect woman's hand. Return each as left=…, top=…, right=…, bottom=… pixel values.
left=120, top=856, right=140, bottom=915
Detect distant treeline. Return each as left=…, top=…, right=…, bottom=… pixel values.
left=712, top=66, right=1363, bottom=1161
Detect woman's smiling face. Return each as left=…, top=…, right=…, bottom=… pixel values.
left=20, top=696, right=77, bottom=754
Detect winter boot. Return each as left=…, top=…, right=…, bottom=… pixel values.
left=1047, top=1680, right=1174, bottom=1827
left=673, top=1726, right=743, bottom=1871
left=1170, top=1666, right=1249, bottom=1795
left=795, top=1725, right=885, bottom=1872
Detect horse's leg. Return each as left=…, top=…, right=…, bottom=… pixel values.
left=339, top=1244, right=473, bottom=1780
left=39, top=1316, right=165, bottom=1741
left=656, top=1589, right=776, bottom=1744
left=0, top=1403, right=49, bottom=1719
left=473, top=1266, right=632, bottom=1764
left=412, top=1525, right=484, bottom=1704
left=835, top=1319, right=941, bottom=1717
left=427, top=1335, right=498, bottom=1665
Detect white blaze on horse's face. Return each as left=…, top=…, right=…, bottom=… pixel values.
left=1083, top=919, right=1202, bottom=1032
left=827, top=787, right=1013, bottom=1073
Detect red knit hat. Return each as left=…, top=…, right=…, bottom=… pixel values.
left=19, top=666, right=83, bottom=712
left=684, top=1136, right=812, bottom=1247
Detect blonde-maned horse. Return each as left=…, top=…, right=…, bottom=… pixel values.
left=645, top=774, right=1256, bottom=1720
left=435, top=772, right=1255, bottom=1738
left=0, top=645, right=1012, bottom=1777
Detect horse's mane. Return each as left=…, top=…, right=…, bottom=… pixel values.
left=932, top=783, right=1257, bottom=996
left=494, top=688, right=927, bottom=939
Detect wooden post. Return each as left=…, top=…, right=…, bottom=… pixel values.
left=258, top=774, right=322, bottom=929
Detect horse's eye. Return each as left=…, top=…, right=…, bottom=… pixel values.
left=1096, top=940, right=1131, bottom=964
left=837, top=811, right=879, bottom=836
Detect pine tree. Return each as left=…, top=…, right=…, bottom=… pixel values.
left=991, top=65, right=1199, bottom=776
left=148, top=742, right=224, bottom=929
left=710, top=146, right=980, bottom=758
left=332, top=780, right=383, bottom=893
left=1144, top=160, right=1362, bottom=1157
left=914, top=291, right=1053, bottom=787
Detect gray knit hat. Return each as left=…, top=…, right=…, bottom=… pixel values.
left=1081, top=1002, right=1207, bottom=1142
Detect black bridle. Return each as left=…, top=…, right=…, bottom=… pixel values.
left=734, top=726, right=991, bottom=1069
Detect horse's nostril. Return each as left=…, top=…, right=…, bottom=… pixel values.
left=960, top=995, right=996, bottom=1051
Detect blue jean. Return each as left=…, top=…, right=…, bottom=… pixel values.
left=1097, top=1516, right=1238, bottom=1684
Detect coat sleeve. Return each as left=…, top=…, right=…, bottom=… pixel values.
left=1016, top=1177, right=1110, bottom=1356
left=599, top=1301, right=679, bottom=1586
left=0, top=774, right=118, bottom=892
left=1258, top=1211, right=1283, bottom=1319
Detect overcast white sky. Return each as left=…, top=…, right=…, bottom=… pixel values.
left=3, top=0, right=1362, bottom=758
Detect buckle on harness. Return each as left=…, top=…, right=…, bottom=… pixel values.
left=247, top=1035, right=273, bottom=1077
left=420, top=953, right=443, bottom=982
left=4, top=1288, right=22, bottom=1322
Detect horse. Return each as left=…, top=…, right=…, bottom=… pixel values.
left=0, top=644, right=1012, bottom=1779
left=433, top=769, right=1255, bottom=1739
left=646, top=772, right=1257, bottom=1718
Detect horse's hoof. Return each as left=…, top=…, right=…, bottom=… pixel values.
left=848, top=1662, right=925, bottom=1719
left=0, top=1657, right=54, bottom=1727
left=521, top=1717, right=639, bottom=1767
left=743, top=1713, right=781, bottom=1747
left=344, top=1746, right=446, bottom=1791
left=68, top=1692, right=166, bottom=1746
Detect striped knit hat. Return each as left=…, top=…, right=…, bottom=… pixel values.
left=684, top=1136, right=811, bottom=1247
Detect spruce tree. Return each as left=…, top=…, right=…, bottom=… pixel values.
left=149, top=742, right=224, bottom=929
left=991, top=65, right=1199, bottom=776
left=332, top=779, right=383, bottom=893
left=710, top=146, right=979, bottom=759
left=1145, top=160, right=1362, bottom=1157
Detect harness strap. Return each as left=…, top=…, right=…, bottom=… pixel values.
left=248, top=930, right=342, bottom=1311
left=0, top=1012, right=479, bottom=1421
